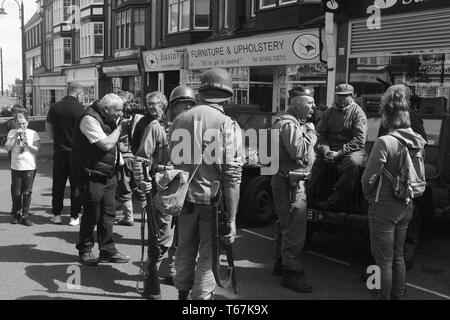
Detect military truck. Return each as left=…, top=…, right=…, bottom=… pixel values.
left=305, top=96, right=450, bottom=268
left=223, top=103, right=277, bottom=227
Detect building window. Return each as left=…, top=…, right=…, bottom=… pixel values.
left=114, top=8, right=145, bottom=49
left=94, top=23, right=104, bottom=54
left=194, top=0, right=210, bottom=29
left=64, top=38, right=72, bottom=64
left=168, top=0, right=190, bottom=33
left=63, top=0, right=72, bottom=22
left=133, top=9, right=145, bottom=46
left=259, top=0, right=300, bottom=10
left=260, top=0, right=276, bottom=9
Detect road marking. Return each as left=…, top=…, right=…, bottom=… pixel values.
left=240, top=228, right=351, bottom=266
left=240, top=228, right=274, bottom=241
left=305, top=250, right=351, bottom=267
left=406, top=283, right=450, bottom=300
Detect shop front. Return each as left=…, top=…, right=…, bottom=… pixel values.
left=33, top=74, right=67, bottom=117
left=143, top=29, right=329, bottom=113
left=347, top=6, right=450, bottom=144
left=102, top=62, right=143, bottom=105
left=64, top=66, right=100, bottom=107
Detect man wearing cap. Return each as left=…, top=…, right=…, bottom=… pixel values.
left=307, top=84, right=367, bottom=210
left=168, top=68, right=243, bottom=300
left=271, top=86, right=317, bottom=293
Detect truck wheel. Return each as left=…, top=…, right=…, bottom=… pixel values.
left=405, top=206, right=421, bottom=270
left=241, top=176, right=275, bottom=227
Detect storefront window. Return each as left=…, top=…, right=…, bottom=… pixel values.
left=83, top=86, right=96, bottom=106
left=349, top=54, right=450, bottom=114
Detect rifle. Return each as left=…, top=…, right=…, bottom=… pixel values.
left=135, top=158, right=161, bottom=300
left=211, top=181, right=237, bottom=294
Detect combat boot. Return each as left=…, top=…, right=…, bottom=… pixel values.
left=281, top=270, right=312, bottom=293
left=272, top=257, right=284, bottom=276
left=20, top=192, right=33, bottom=227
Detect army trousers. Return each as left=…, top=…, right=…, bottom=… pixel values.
left=271, top=174, right=307, bottom=273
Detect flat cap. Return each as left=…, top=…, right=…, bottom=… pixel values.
left=335, top=84, right=354, bottom=96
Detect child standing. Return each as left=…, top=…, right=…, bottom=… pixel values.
left=5, top=112, right=40, bottom=226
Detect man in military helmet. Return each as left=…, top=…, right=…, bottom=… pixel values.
left=307, top=84, right=367, bottom=210
left=168, top=85, right=197, bottom=122
left=271, top=86, right=317, bottom=293
left=168, top=68, right=243, bottom=300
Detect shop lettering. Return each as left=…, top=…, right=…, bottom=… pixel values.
left=160, top=51, right=180, bottom=61
left=366, top=0, right=427, bottom=30
left=190, top=47, right=226, bottom=58
left=233, top=41, right=284, bottom=55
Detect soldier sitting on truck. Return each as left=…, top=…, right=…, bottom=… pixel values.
left=306, top=84, right=368, bottom=210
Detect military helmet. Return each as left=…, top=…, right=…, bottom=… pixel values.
left=198, top=67, right=234, bottom=103
left=169, top=85, right=197, bottom=105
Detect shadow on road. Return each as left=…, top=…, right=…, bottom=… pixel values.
left=0, top=244, right=78, bottom=264
left=25, top=264, right=140, bottom=296
left=35, top=231, right=79, bottom=244
left=16, top=295, right=76, bottom=300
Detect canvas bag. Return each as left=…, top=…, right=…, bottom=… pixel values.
left=376, top=135, right=426, bottom=204
left=153, top=156, right=203, bottom=216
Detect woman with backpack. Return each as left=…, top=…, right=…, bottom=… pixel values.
left=361, top=84, right=426, bottom=300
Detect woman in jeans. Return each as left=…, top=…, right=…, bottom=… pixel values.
left=361, top=85, right=426, bottom=300
left=5, top=112, right=40, bottom=226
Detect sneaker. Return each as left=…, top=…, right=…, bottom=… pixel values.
left=79, top=250, right=99, bottom=267
left=272, top=257, right=284, bottom=276
left=21, top=216, right=33, bottom=227
left=115, top=219, right=134, bottom=227
left=69, top=217, right=81, bottom=226
left=52, top=215, right=62, bottom=224
left=281, top=271, right=313, bottom=293
left=99, top=251, right=130, bottom=263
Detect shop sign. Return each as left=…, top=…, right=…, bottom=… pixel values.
left=102, top=64, right=139, bottom=77
left=143, top=30, right=322, bottom=72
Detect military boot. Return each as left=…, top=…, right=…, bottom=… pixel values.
left=20, top=192, right=33, bottom=227
left=272, top=257, right=284, bottom=276
left=281, top=270, right=312, bottom=293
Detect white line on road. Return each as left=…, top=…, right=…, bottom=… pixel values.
left=406, top=283, right=450, bottom=300
left=240, top=228, right=351, bottom=266
left=305, top=250, right=351, bottom=267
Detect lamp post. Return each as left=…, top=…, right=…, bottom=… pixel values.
left=0, top=46, right=4, bottom=96
left=0, top=0, right=26, bottom=109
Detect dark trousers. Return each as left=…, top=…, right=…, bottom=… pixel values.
left=11, top=170, right=36, bottom=217
left=76, top=175, right=118, bottom=255
left=307, top=150, right=366, bottom=205
left=52, top=152, right=81, bottom=218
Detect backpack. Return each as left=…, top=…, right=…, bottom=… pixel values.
left=381, top=135, right=426, bottom=205
left=153, top=155, right=203, bottom=217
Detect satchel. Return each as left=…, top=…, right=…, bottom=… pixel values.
left=153, top=157, right=203, bottom=217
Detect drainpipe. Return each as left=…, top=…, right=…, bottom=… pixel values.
left=324, top=12, right=337, bottom=107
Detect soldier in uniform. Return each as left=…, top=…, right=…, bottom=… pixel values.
left=307, top=84, right=368, bottom=210
left=271, top=87, right=317, bottom=293
left=169, top=68, right=243, bottom=300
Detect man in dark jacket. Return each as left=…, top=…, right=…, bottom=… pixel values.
left=71, top=93, right=130, bottom=266
left=46, top=82, right=85, bottom=226
left=307, top=84, right=368, bottom=209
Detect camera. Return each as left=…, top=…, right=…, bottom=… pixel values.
left=123, top=102, right=147, bottom=119
left=18, top=132, right=26, bottom=152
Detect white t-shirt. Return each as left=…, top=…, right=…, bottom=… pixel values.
left=7, top=129, right=40, bottom=171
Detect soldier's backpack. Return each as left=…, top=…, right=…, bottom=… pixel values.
left=381, top=135, right=426, bottom=205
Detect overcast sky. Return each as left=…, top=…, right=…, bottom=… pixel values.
left=0, top=0, right=37, bottom=89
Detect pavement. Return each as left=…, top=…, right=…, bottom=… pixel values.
left=0, top=143, right=450, bottom=301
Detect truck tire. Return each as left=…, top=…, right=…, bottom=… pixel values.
left=405, top=205, right=421, bottom=270
left=240, top=176, right=275, bottom=227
